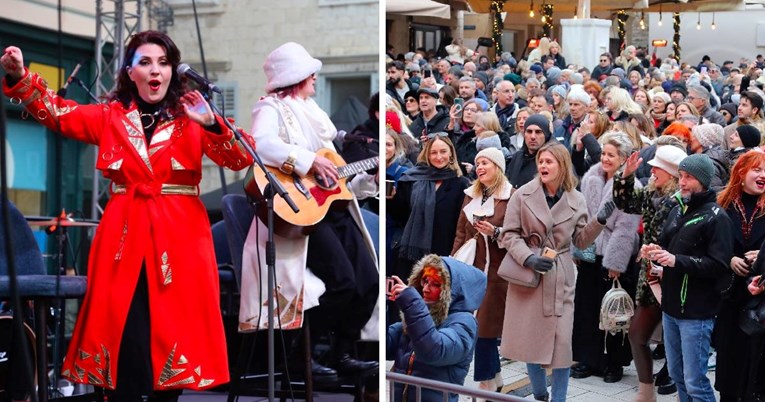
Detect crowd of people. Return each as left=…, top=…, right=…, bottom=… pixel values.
left=385, top=38, right=765, bottom=402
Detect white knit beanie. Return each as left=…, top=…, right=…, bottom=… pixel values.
left=475, top=147, right=506, bottom=173
left=264, top=42, right=322, bottom=93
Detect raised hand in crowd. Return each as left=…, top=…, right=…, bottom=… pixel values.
left=622, top=151, right=643, bottom=178
left=1, top=46, right=24, bottom=79
left=597, top=200, right=616, bottom=224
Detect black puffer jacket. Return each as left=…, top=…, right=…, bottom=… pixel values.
left=658, top=190, right=734, bottom=319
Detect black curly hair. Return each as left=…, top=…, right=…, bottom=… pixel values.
left=109, top=30, right=186, bottom=113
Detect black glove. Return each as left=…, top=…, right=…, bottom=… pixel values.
left=597, top=200, right=616, bottom=224
left=524, top=255, right=554, bottom=273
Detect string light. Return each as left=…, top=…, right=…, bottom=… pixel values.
left=711, top=12, right=716, bottom=30
left=658, top=5, right=663, bottom=26
left=490, top=0, right=506, bottom=53
left=672, top=11, right=681, bottom=61
left=696, top=12, right=701, bottom=30
left=541, top=3, right=554, bottom=37
left=616, top=10, right=628, bottom=49
left=529, top=0, right=535, bottom=17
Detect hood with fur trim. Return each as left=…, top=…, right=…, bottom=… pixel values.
left=406, top=255, right=487, bottom=327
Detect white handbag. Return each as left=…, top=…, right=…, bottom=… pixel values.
left=452, top=236, right=478, bottom=265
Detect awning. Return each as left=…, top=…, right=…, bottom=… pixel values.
left=465, top=0, right=745, bottom=14
left=386, top=0, right=452, bottom=19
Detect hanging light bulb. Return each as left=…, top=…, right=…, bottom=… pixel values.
left=640, top=11, right=646, bottom=30
left=658, top=6, right=663, bottom=26
left=711, top=12, right=716, bottom=30
left=529, top=0, right=535, bottom=17
left=541, top=15, right=546, bottom=23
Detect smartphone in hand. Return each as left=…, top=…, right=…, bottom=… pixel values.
left=386, top=277, right=396, bottom=295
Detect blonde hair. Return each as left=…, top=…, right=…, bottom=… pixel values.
left=536, top=142, right=578, bottom=192
left=477, top=130, right=498, bottom=140
left=416, top=135, right=463, bottom=176
left=386, top=129, right=405, bottom=165
left=608, top=87, right=644, bottom=116
left=469, top=156, right=510, bottom=198
left=475, top=112, right=502, bottom=133
left=611, top=121, right=644, bottom=150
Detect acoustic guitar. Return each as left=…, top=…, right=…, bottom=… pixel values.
left=244, top=148, right=378, bottom=238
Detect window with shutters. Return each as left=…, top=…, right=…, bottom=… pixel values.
left=211, top=84, right=237, bottom=121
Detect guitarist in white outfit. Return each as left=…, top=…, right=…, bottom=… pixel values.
left=241, top=42, right=379, bottom=380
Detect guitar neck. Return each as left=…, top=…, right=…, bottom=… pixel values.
left=337, top=157, right=378, bottom=179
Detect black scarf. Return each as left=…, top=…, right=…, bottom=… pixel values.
left=397, top=165, right=458, bottom=261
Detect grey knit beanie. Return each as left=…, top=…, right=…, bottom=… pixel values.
left=678, top=154, right=715, bottom=189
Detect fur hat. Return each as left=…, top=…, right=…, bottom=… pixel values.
left=679, top=154, right=715, bottom=189
left=475, top=147, right=506, bottom=173
left=652, top=91, right=672, bottom=105
left=736, top=124, right=762, bottom=148
left=648, top=145, right=688, bottom=178
left=692, top=124, right=724, bottom=149
left=264, top=42, right=322, bottom=93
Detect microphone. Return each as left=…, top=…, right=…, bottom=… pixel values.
left=177, top=63, right=222, bottom=94
left=57, top=63, right=82, bottom=97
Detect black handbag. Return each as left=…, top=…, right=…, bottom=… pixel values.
left=739, top=295, right=765, bottom=336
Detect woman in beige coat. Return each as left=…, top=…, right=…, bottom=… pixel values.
left=499, top=143, right=612, bottom=402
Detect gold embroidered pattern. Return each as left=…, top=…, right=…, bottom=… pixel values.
left=74, top=362, right=85, bottom=381
left=127, top=109, right=142, bottom=130
left=194, top=366, right=201, bottom=376
left=151, top=123, right=176, bottom=144
left=122, top=119, right=153, bottom=173
left=158, top=343, right=186, bottom=386
left=165, top=376, right=196, bottom=387
left=79, top=349, right=91, bottom=360
left=161, top=252, right=172, bottom=285
left=87, top=372, right=104, bottom=385
left=149, top=145, right=164, bottom=156
left=178, top=355, right=188, bottom=365
left=62, top=369, right=71, bottom=378
left=102, top=344, right=114, bottom=388
left=170, top=157, right=186, bottom=170
left=114, top=223, right=128, bottom=260
left=198, top=378, right=215, bottom=387
left=94, top=353, right=101, bottom=365
left=107, top=159, right=123, bottom=170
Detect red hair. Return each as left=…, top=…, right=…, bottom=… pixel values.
left=275, top=75, right=312, bottom=99
left=421, top=266, right=442, bottom=281
left=718, top=150, right=765, bottom=211
left=663, top=122, right=692, bottom=146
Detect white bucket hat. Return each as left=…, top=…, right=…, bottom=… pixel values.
left=263, top=42, right=322, bottom=93
left=648, top=145, right=688, bottom=178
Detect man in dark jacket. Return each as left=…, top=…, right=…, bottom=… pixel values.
left=647, top=153, right=733, bottom=402
left=505, top=114, right=554, bottom=188
left=409, top=87, right=450, bottom=140
left=387, top=61, right=415, bottom=109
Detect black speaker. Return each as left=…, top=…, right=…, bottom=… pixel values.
left=477, top=37, right=494, bottom=47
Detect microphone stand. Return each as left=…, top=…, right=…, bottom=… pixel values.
left=69, top=78, right=100, bottom=103
left=203, top=91, right=298, bottom=402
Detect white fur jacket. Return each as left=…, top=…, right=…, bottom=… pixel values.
left=580, top=163, right=642, bottom=272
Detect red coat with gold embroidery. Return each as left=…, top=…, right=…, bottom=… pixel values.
left=3, top=69, right=254, bottom=390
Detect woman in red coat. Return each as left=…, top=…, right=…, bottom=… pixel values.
left=1, top=31, right=253, bottom=401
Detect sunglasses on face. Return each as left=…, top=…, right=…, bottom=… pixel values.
left=406, top=98, right=417, bottom=103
